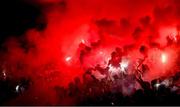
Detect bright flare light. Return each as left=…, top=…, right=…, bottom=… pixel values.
left=120, top=59, right=129, bottom=72
left=108, top=58, right=129, bottom=76
left=108, top=64, right=121, bottom=74
left=65, top=56, right=72, bottom=62
left=81, top=39, right=85, bottom=44
left=15, top=85, right=20, bottom=93
left=155, top=83, right=161, bottom=89
left=161, top=53, right=167, bottom=64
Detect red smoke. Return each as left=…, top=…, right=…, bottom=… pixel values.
left=1, top=0, right=180, bottom=105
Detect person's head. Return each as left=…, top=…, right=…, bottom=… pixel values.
left=74, top=77, right=80, bottom=84
left=151, top=79, right=158, bottom=89
left=95, top=64, right=100, bottom=68
left=68, top=82, right=74, bottom=89
left=111, top=52, right=116, bottom=58
left=142, top=64, right=149, bottom=73
left=115, top=47, right=122, bottom=54
left=157, top=84, right=166, bottom=94
left=144, top=81, right=151, bottom=90
left=139, top=45, right=148, bottom=56
left=113, top=75, right=119, bottom=80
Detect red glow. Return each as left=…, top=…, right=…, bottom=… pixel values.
left=1, top=0, right=180, bottom=105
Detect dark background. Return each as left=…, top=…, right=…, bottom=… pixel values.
left=0, top=0, right=45, bottom=45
